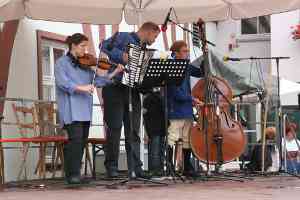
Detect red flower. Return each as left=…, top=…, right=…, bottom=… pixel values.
left=291, top=25, right=300, bottom=40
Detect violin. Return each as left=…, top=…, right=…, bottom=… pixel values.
left=78, top=53, right=117, bottom=70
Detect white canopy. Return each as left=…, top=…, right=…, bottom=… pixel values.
left=1, top=0, right=300, bottom=24
left=280, top=79, right=300, bottom=96
left=280, top=79, right=300, bottom=105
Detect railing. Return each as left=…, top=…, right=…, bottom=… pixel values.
left=0, top=97, right=108, bottom=183
left=0, top=95, right=285, bottom=181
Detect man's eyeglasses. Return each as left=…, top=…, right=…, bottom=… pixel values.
left=180, top=49, right=189, bottom=53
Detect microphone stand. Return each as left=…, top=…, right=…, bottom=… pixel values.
left=227, top=56, right=290, bottom=173
left=225, top=56, right=290, bottom=61
left=228, top=56, right=299, bottom=176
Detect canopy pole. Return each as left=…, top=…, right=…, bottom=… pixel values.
left=135, top=3, right=144, bottom=167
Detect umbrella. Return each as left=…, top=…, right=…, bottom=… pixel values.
left=1, top=0, right=300, bottom=24
left=125, top=0, right=300, bottom=24
left=0, top=0, right=124, bottom=24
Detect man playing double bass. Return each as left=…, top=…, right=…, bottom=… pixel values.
left=167, top=40, right=204, bottom=177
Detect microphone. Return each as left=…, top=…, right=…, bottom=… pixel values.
left=161, top=8, right=172, bottom=32
left=223, top=56, right=241, bottom=62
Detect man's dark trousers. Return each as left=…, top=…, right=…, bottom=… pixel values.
left=103, top=84, right=142, bottom=176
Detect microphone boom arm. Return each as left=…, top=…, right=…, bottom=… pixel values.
left=224, top=56, right=290, bottom=61
left=168, top=18, right=215, bottom=47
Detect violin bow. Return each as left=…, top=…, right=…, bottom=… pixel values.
left=91, top=43, right=104, bottom=86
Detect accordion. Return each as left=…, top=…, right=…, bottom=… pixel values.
left=122, top=43, right=154, bottom=88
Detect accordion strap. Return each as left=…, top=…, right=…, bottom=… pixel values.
left=107, top=32, right=119, bottom=51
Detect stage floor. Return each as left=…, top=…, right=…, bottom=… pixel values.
left=1, top=174, right=300, bottom=200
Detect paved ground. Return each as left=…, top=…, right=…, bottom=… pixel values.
left=1, top=175, right=300, bottom=200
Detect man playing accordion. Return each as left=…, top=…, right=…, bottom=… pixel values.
left=100, top=22, right=160, bottom=178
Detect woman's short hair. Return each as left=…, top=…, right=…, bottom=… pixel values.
left=286, top=123, right=297, bottom=134
left=170, top=40, right=187, bottom=53
left=265, top=126, right=276, bottom=140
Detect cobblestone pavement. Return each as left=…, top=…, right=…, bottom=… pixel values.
left=0, top=175, right=300, bottom=200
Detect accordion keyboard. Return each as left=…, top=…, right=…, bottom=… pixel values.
left=122, top=44, right=146, bottom=87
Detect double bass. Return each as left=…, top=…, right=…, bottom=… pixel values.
left=190, top=19, right=247, bottom=164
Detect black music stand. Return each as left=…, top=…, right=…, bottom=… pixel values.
left=142, top=59, right=189, bottom=182
left=140, top=59, right=189, bottom=87
left=108, top=59, right=188, bottom=187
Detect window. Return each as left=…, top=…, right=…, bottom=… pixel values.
left=37, top=31, right=67, bottom=164
left=241, top=16, right=270, bottom=35
left=37, top=31, right=67, bottom=101
left=41, top=41, right=66, bottom=101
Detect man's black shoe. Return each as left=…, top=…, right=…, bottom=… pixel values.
left=135, top=171, right=152, bottom=179
left=148, top=170, right=164, bottom=178
left=182, top=170, right=199, bottom=178
left=80, top=178, right=91, bottom=184
left=107, top=170, right=119, bottom=178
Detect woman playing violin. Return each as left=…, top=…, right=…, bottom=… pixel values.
left=54, top=33, right=124, bottom=185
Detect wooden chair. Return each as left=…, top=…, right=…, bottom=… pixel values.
left=12, top=103, right=40, bottom=180
left=84, top=128, right=107, bottom=178
left=8, top=102, right=66, bottom=180
left=34, top=102, right=66, bottom=178
left=0, top=115, right=5, bottom=184
left=84, top=92, right=107, bottom=178
left=0, top=143, right=4, bottom=184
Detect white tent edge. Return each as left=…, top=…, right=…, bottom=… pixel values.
left=1, top=0, right=300, bottom=25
